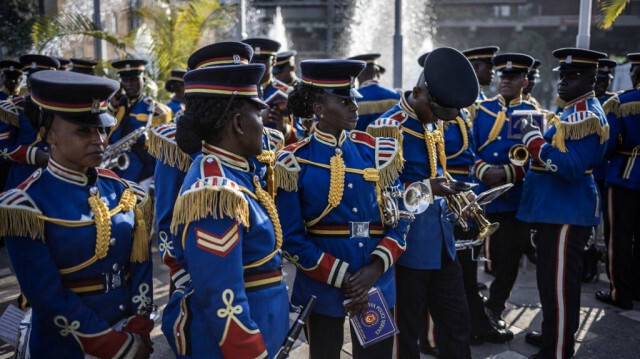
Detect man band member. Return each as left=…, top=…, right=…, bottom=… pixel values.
left=523, top=59, right=542, bottom=108
left=164, top=69, right=186, bottom=119
left=463, top=46, right=500, bottom=101
left=370, top=47, right=478, bottom=359
left=472, top=53, right=538, bottom=331
left=274, top=50, right=299, bottom=86
left=347, top=53, right=400, bottom=131
left=70, top=58, right=98, bottom=76
left=0, top=60, right=22, bottom=100
left=108, top=58, right=170, bottom=186
left=520, top=48, right=609, bottom=359
left=596, top=52, right=640, bottom=310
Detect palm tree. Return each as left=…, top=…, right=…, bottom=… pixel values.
left=598, top=0, right=630, bottom=29
left=30, top=0, right=235, bottom=100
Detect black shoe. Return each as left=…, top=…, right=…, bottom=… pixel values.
left=595, top=290, right=633, bottom=309
left=471, top=327, right=514, bottom=345
left=419, top=342, right=440, bottom=357
left=485, top=308, right=506, bottom=329
left=525, top=331, right=543, bottom=348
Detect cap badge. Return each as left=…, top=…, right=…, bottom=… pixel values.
left=255, top=47, right=262, bottom=55
left=125, top=64, right=131, bottom=70
left=31, top=62, right=37, bottom=69
left=566, top=55, right=572, bottom=64
left=233, top=54, right=241, bottom=64
left=350, top=76, right=356, bottom=87
left=91, top=98, right=101, bottom=114
left=9, top=66, right=14, bottom=71
left=506, top=61, right=513, bottom=69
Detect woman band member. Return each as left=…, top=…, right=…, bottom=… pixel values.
left=0, top=70, right=154, bottom=358
left=161, top=63, right=289, bottom=358
left=274, top=59, right=409, bottom=358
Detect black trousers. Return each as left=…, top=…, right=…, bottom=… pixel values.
left=534, top=223, right=591, bottom=359
left=486, top=212, right=531, bottom=314
left=396, top=255, right=471, bottom=359
left=456, top=226, right=493, bottom=335
left=305, top=311, right=394, bottom=359
left=605, top=185, right=640, bottom=304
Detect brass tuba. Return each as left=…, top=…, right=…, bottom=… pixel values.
left=508, top=144, right=529, bottom=167
left=444, top=172, right=500, bottom=239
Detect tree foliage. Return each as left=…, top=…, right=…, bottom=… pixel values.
left=0, top=0, right=39, bottom=58
left=597, top=0, right=630, bottom=29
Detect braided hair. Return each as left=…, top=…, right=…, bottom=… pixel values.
left=287, top=82, right=325, bottom=118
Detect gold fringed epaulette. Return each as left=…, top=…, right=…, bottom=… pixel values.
left=618, top=101, right=640, bottom=118
left=274, top=141, right=307, bottom=192
left=602, top=96, right=620, bottom=116
left=0, top=189, right=45, bottom=240
left=0, top=100, right=20, bottom=127
left=373, top=137, right=404, bottom=189
left=148, top=125, right=192, bottom=172
left=545, top=112, right=560, bottom=128
left=552, top=116, right=610, bottom=153
left=170, top=178, right=250, bottom=235
left=555, top=95, right=566, bottom=109
left=366, top=118, right=403, bottom=144
left=357, top=99, right=400, bottom=116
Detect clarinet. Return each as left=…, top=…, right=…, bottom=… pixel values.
left=274, top=295, right=317, bottom=359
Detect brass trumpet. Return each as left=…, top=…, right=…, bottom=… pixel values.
left=508, top=144, right=529, bottom=166
left=444, top=172, right=500, bottom=239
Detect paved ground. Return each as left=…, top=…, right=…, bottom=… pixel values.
left=1, top=245, right=639, bottom=358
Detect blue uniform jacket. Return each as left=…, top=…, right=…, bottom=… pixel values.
left=0, top=161, right=153, bottom=358
left=375, top=94, right=456, bottom=269
left=274, top=128, right=408, bottom=316
left=517, top=92, right=609, bottom=226
left=603, top=86, right=640, bottom=190
left=354, top=80, right=401, bottom=131
left=473, top=95, right=539, bottom=213
left=149, top=123, right=285, bottom=290
left=166, top=96, right=185, bottom=118
left=162, top=143, right=289, bottom=359
left=108, top=95, right=170, bottom=182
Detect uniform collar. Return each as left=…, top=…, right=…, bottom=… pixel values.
left=313, top=127, right=347, bottom=147
left=47, top=158, right=97, bottom=186
left=498, top=94, right=523, bottom=107
left=128, top=93, right=144, bottom=105
left=563, top=91, right=595, bottom=110
left=287, top=76, right=299, bottom=87
left=202, top=142, right=250, bottom=172
left=359, top=79, right=379, bottom=88
left=399, top=92, right=418, bottom=119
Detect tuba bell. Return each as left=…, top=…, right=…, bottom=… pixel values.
left=508, top=144, right=529, bottom=167
left=443, top=172, right=500, bottom=239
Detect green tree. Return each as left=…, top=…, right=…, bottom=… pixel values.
left=598, top=0, right=630, bottom=29
left=0, top=0, right=39, bottom=58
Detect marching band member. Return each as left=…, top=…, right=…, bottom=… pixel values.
left=0, top=60, right=22, bottom=100
left=596, top=52, right=640, bottom=310
left=164, top=70, right=186, bottom=119
left=274, top=50, right=299, bottom=87
left=69, top=58, right=98, bottom=75
left=161, top=62, right=289, bottom=358
left=107, top=59, right=170, bottom=185
left=472, top=53, right=538, bottom=331
left=150, top=41, right=284, bottom=293
left=371, top=47, right=477, bottom=359
left=275, top=59, right=408, bottom=358
left=523, top=59, right=542, bottom=108
left=1, top=54, right=59, bottom=192
left=347, top=53, right=401, bottom=131
left=519, top=48, right=609, bottom=359
left=0, top=70, right=154, bottom=358
left=463, top=46, right=500, bottom=102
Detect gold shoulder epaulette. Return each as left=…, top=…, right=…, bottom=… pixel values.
left=366, top=117, right=403, bottom=143
left=602, top=95, right=620, bottom=116
left=618, top=101, right=640, bottom=118
left=273, top=138, right=309, bottom=192
left=148, top=124, right=192, bottom=172
left=121, top=179, right=152, bottom=263
left=552, top=111, right=609, bottom=153
left=373, top=136, right=404, bottom=188
left=170, top=175, right=250, bottom=235
left=0, top=188, right=45, bottom=240
left=0, top=99, right=20, bottom=127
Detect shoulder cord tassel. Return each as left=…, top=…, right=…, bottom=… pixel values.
left=446, top=116, right=469, bottom=160
left=305, top=151, right=345, bottom=227
left=477, top=107, right=507, bottom=152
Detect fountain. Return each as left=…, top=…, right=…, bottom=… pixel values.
left=337, top=0, right=434, bottom=90
left=267, top=6, right=290, bottom=51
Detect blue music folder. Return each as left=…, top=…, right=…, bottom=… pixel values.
left=344, top=287, right=398, bottom=348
